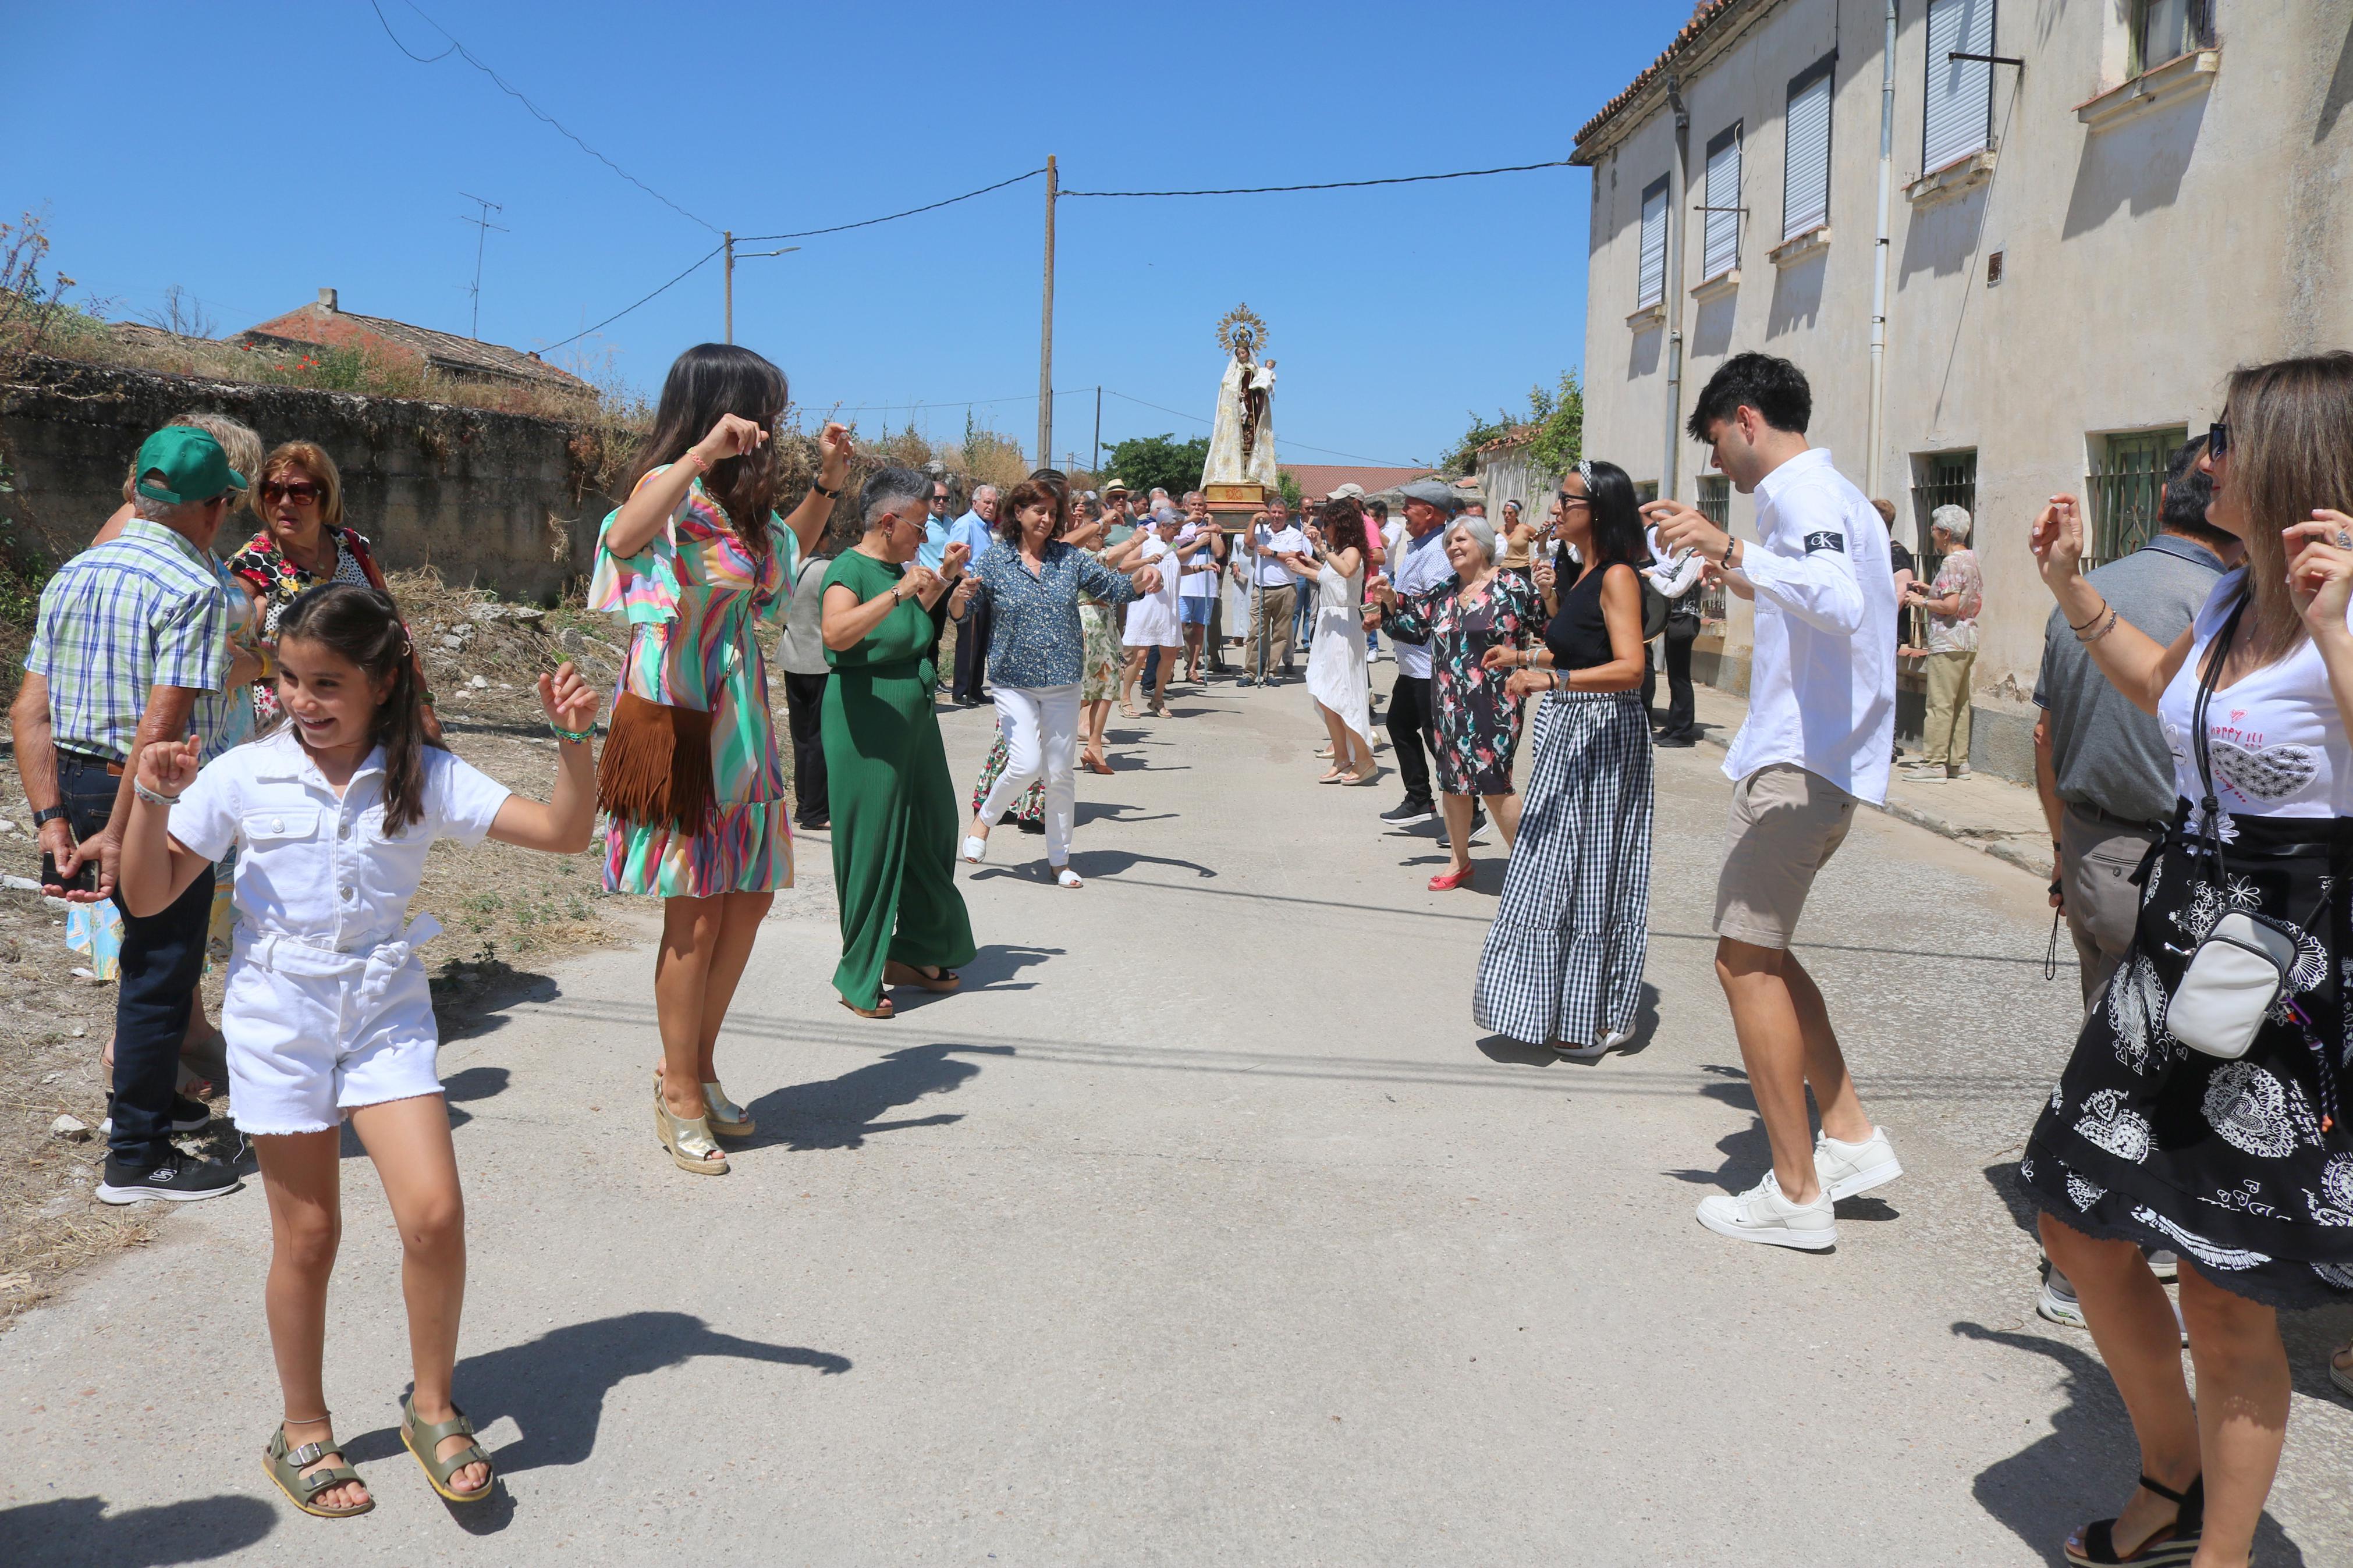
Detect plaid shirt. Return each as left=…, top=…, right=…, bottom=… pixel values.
left=25, top=520, right=233, bottom=763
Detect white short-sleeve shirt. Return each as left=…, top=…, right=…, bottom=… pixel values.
left=2160, top=570, right=2353, bottom=820
left=170, top=726, right=513, bottom=951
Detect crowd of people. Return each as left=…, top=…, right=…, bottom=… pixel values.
left=16, top=335, right=2353, bottom=1563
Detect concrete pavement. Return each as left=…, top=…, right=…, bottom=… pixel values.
left=5, top=675, right=2351, bottom=1565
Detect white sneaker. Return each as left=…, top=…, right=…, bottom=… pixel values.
left=1695, top=1172, right=1837, bottom=1251
left=2037, top=1270, right=2087, bottom=1329
left=1813, top=1127, right=1903, bottom=1201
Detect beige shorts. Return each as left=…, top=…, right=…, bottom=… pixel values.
left=1713, top=764, right=1857, bottom=949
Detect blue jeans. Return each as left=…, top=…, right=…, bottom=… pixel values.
left=58, top=754, right=214, bottom=1167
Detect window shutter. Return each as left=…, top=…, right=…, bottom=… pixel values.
left=1638, top=176, right=1668, bottom=308
left=1703, top=125, right=1741, bottom=279
left=1783, top=59, right=1833, bottom=240
left=1923, top=0, right=1996, bottom=172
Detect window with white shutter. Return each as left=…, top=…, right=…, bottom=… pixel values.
left=1922, top=0, right=1996, bottom=172
left=1702, top=125, right=1741, bottom=280
left=1783, top=56, right=1834, bottom=240
left=1637, top=175, right=1668, bottom=310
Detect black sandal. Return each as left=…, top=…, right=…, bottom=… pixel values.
left=2065, top=1473, right=2202, bottom=1566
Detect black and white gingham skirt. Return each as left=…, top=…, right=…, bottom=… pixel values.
left=1473, top=690, right=1655, bottom=1047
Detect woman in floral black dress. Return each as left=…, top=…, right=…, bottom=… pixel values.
left=2021, top=353, right=2353, bottom=1568
left=1374, top=515, right=1542, bottom=890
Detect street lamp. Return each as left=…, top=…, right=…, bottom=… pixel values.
left=723, top=234, right=801, bottom=343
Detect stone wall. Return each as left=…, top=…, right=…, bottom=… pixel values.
left=0, top=355, right=622, bottom=602
left=1474, top=440, right=1557, bottom=524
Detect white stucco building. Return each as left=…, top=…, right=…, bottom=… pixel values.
left=1572, top=0, right=2353, bottom=777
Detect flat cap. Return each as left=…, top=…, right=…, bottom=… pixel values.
left=1396, top=478, right=1460, bottom=511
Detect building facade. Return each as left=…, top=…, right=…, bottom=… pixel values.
left=1573, top=0, right=2353, bottom=777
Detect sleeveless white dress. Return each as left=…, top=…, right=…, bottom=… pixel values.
left=1305, top=562, right=1373, bottom=751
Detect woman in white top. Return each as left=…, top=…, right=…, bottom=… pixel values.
left=1283, top=493, right=1376, bottom=784
left=2020, top=352, right=2353, bottom=1568
left=1118, top=508, right=1192, bottom=717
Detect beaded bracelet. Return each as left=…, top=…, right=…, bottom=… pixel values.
left=549, top=721, right=596, bottom=745
left=2075, top=606, right=2121, bottom=645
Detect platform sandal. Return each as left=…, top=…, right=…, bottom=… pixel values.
left=263, top=1418, right=373, bottom=1518
left=2065, top=1473, right=2202, bottom=1566
left=885, top=960, right=961, bottom=993
left=653, top=1080, right=730, bottom=1174
left=655, top=1068, right=754, bottom=1139
left=400, top=1394, right=495, bottom=1503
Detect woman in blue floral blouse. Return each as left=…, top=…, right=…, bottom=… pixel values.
left=950, top=477, right=1163, bottom=888
left=1374, top=515, right=1543, bottom=890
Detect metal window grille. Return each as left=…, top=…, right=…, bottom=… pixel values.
left=1783, top=56, right=1834, bottom=241
left=2086, top=428, right=2188, bottom=570
left=1637, top=176, right=1669, bottom=308
left=1905, top=451, right=1976, bottom=650
left=1703, top=124, right=1742, bottom=279
left=1923, top=0, right=1996, bottom=172
left=1697, top=477, right=1730, bottom=621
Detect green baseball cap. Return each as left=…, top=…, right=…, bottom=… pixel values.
left=133, top=426, right=245, bottom=504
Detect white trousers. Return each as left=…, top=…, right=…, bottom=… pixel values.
left=978, top=684, right=1080, bottom=863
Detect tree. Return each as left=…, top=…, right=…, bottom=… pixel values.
left=1276, top=468, right=1301, bottom=507
left=1101, top=432, right=1211, bottom=500
left=1438, top=369, right=1583, bottom=478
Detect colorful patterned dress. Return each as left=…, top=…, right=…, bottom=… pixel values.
left=590, top=465, right=795, bottom=897
left=226, top=525, right=391, bottom=725
left=1384, top=570, right=1544, bottom=796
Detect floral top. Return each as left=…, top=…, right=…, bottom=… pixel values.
left=1385, top=569, right=1546, bottom=796
left=1925, top=546, right=1982, bottom=655
left=963, top=539, right=1139, bottom=689
left=226, top=525, right=387, bottom=637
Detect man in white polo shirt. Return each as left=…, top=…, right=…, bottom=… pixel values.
left=1649, top=352, right=1903, bottom=1252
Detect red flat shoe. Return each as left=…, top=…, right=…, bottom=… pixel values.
left=1428, top=866, right=1474, bottom=891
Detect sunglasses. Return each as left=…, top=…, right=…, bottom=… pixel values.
left=1554, top=491, right=1592, bottom=508
left=263, top=480, right=322, bottom=504
left=2206, top=421, right=2229, bottom=460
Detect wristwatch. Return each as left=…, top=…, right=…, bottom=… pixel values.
left=32, top=805, right=68, bottom=827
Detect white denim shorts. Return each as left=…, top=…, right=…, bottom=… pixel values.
left=223, top=917, right=445, bottom=1136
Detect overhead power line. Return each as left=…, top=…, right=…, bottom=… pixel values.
left=368, top=0, right=721, bottom=234
left=541, top=243, right=725, bottom=353
left=1061, top=158, right=1574, bottom=199
left=738, top=169, right=1048, bottom=243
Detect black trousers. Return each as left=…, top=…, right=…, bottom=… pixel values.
left=59, top=754, right=214, bottom=1168
left=782, top=670, right=830, bottom=826
left=1660, top=613, right=1699, bottom=737
left=952, top=595, right=993, bottom=703
left=1387, top=671, right=1435, bottom=805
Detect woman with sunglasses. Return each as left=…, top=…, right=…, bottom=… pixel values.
left=226, top=443, right=434, bottom=733
left=2020, top=355, right=2353, bottom=1568
left=1472, top=460, right=1653, bottom=1059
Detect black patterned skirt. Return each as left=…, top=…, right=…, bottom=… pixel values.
left=2023, top=805, right=2353, bottom=1310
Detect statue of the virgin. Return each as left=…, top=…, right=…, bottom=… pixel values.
left=1204, top=305, right=1277, bottom=492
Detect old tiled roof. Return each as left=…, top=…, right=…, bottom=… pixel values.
left=1284, top=463, right=1437, bottom=498
left=240, top=297, right=587, bottom=390
left=1571, top=0, right=1765, bottom=161
left=1477, top=423, right=1540, bottom=455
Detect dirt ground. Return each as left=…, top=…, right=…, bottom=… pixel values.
left=0, top=570, right=643, bottom=1324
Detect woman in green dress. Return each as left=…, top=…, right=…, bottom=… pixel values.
left=821, top=467, right=977, bottom=1019
left=591, top=343, right=851, bottom=1175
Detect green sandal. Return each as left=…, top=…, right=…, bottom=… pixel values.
left=400, top=1395, right=495, bottom=1503
left=264, top=1422, right=374, bottom=1518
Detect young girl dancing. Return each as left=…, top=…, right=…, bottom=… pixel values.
left=118, top=582, right=601, bottom=1518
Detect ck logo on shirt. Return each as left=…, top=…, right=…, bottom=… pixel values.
left=1802, top=531, right=1846, bottom=554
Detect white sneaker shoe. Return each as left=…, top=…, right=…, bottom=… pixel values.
left=1813, top=1127, right=1903, bottom=1201
left=2037, top=1270, right=2088, bottom=1329
left=1695, top=1172, right=1837, bottom=1251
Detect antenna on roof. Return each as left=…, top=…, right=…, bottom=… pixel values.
left=456, top=193, right=507, bottom=340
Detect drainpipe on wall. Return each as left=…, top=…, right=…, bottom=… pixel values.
left=1662, top=74, right=1691, bottom=500
left=1866, top=0, right=1897, bottom=501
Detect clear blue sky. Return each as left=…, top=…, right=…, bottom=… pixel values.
left=12, top=1, right=1688, bottom=470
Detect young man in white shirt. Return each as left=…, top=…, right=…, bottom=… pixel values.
left=1649, top=352, right=1903, bottom=1252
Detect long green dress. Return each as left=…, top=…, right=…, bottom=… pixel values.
left=821, top=549, right=977, bottom=1008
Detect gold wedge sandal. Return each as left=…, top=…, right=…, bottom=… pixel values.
left=653, top=1079, right=730, bottom=1174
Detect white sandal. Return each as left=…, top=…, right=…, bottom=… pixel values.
left=960, top=836, right=988, bottom=864
left=1054, top=865, right=1084, bottom=890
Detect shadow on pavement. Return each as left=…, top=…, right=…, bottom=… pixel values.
left=434, top=959, right=563, bottom=1044
left=1954, top=1321, right=2309, bottom=1567
left=337, top=1312, right=851, bottom=1495
left=741, top=1043, right=1009, bottom=1151
left=1472, top=984, right=1665, bottom=1065
left=1062, top=848, right=1216, bottom=880
left=0, top=1493, right=275, bottom=1566
left=947, top=944, right=1060, bottom=994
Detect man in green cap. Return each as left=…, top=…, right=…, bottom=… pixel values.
left=10, top=424, right=248, bottom=1204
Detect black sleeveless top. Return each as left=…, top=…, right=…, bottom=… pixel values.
left=1542, top=557, right=1630, bottom=673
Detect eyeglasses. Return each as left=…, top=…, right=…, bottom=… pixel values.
left=2206, top=421, right=2230, bottom=460
left=1554, top=491, right=1592, bottom=509
left=263, top=480, right=322, bottom=504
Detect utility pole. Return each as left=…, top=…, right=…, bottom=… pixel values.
left=1037, top=155, right=1057, bottom=470
left=725, top=237, right=800, bottom=346
left=1092, top=386, right=1102, bottom=478
left=457, top=193, right=506, bottom=341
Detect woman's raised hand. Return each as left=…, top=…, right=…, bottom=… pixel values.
left=1132, top=566, right=1166, bottom=597
left=816, top=421, right=853, bottom=474
left=1503, top=669, right=1550, bottom=699
left=693, top=414, right=768, bottom=466
left=138, top=733, right=202, bottom=799
left=2287, top=511, right=2353, bottom=641
left=1480, top=642, right=1521, bottom=671
left=1531, top=559, right=1556, bottom=596
left=2028, top=493, right=2087, bottom=595
left=537, top=660, right=603, bottom=733
left=942, top=541, right=971, bottom=579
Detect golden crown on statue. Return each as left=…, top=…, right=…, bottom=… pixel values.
left=1215, top=303, right=1268, bottom=358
